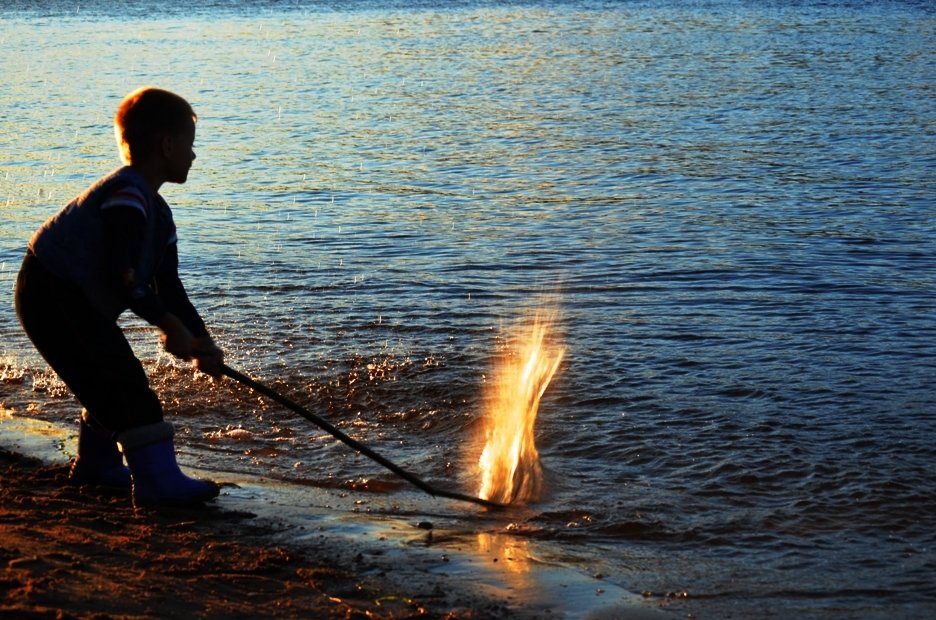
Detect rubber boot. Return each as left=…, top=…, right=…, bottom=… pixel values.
left=69, top=409, right=132, bottom=489
left=118, top=422, right=220, bottom=507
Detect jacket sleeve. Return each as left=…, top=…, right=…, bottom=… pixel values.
left=152, top=242, right=210, bottom=339
left=100, top=203, right=209, bottom=337
left=100, top=205, right=167, bottom=325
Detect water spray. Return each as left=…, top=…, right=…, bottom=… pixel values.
left=220, top=364, right=506, bottom=510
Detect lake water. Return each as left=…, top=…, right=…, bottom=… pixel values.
left=2, top=1, right=935, bottom=617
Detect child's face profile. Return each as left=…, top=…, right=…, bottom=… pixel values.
left=164, top=121, right=197, bottom=184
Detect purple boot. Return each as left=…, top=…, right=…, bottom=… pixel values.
left=69, top=409, right=132, bottom=489
left=118, top=422, right=219, bottom=507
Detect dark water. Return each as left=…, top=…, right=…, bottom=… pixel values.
left=2, top=1, right=935, bottom=617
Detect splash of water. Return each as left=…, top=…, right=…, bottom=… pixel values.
left=478, top=313, right=564, bottom=505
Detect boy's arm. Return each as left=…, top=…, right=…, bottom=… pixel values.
left=152, top=242, right=209, bottom=338
left=153, top=243, right=224, bottom=377
left=100, top=205, right=168, bottom=324
left=101, top=203, right=222, bottom=376
left=101, top=206, right=207, bottom=337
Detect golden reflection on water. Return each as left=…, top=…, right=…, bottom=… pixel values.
left=476, top=531, right=534, bottom=577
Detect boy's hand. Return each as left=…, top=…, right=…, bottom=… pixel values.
left=157, top=314, right=223, bottom=378
left=192, top=337, right=224, bottom=379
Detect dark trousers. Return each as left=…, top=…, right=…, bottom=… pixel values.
left=15, top=251, right=163, bottom=434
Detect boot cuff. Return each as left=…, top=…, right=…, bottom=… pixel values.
left=117, top=422, right=174, bottom=452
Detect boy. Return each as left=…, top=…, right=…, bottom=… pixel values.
left=15, top=87, right=222, bottom=507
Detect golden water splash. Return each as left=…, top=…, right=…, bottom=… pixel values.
left=478, top=313, right=564, bottom=505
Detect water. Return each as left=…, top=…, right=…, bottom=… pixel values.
left=2, top=1, right=935, bottom=617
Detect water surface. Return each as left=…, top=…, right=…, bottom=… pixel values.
left=2, top=1, right=935, bottom=617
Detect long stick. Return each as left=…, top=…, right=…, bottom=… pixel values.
left=220, top=364, right=505, bottom=509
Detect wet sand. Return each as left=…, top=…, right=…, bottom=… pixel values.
left=0, top=424, right=667, bottom=620
left=0, top=447, right=539, bottom=619
left=0, top=397, right=668, bottom=620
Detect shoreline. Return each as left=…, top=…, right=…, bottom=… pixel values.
left=0, top=414, right=665, bottom=619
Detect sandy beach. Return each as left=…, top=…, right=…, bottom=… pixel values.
left=0, top=446, right=532, bottom=619
left=0, top=417, right=665, bottom=620
left=0, top=374, right=666, bottom=620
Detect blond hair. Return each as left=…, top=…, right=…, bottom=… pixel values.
left=114, top=87, right=196, bottom=164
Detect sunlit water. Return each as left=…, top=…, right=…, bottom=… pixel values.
left=2, top=1, right=935, bottom=617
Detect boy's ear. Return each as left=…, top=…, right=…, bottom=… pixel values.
left=159, top=134, right=174, bottom=159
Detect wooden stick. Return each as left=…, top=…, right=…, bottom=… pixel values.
left=220, top=364, right=506, bottom=509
